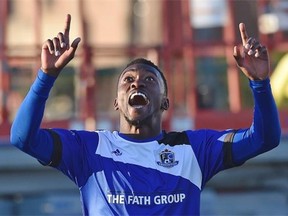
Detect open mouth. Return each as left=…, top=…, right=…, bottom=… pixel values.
left=128, top=92, right=149, bottom=108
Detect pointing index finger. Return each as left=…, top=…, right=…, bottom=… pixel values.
left=239, top=23, right=249, bottom=46
left=63, top=14, right=71, bottom=43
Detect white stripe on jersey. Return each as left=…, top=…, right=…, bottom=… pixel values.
left=95, top=130, right=203, bottom=190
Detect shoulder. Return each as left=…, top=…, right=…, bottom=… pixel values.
left=158, top=131, right=191, bottom=146
left=158, top=129, right=227, bottom=146
left=96, top=130, right=116, bottom=139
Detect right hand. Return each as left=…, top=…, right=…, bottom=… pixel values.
left=41, top=14, right=81, bottom=77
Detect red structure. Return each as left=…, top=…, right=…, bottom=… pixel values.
left=0, top=0, right=288, bottom=138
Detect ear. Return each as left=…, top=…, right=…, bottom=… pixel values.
left=114, top=98, right=119, bottom=110
left=161, top=98, right=169, bottom=110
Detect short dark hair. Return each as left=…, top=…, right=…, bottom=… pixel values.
left=122, top=58, right=168, bottom=96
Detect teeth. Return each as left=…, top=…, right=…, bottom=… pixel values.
left=130, top=92, right=147, bottom=100
left=133, top=105, right=144, bottom=109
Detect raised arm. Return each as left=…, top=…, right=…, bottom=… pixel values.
left=10, top=14, right=81, bottom=163
left=228, top=23, right=281, bottom=164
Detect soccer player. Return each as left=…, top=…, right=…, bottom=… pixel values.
left=10, top=14, right=281, bottom=215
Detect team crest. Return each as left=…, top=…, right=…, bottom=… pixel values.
left=157, top=149, right=179, bottom=168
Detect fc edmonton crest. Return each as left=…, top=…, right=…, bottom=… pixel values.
left=157, top=149, right=179, bottom=168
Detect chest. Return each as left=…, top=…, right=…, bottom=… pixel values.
left=91, top=138, right=202, bottom=192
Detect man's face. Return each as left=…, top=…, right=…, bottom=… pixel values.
left=114, top=63, right=168, bottom=125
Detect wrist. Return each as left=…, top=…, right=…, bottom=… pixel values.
left=40, top=67, right=60, bottom=77
left=249, top=78, right=270, bottom=91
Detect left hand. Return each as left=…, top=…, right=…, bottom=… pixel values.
left=233, top=23, right=270, bottom=81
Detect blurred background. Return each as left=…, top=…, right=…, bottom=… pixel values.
left=0, top=0, right=287, bottom=215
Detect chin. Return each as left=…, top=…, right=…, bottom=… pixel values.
left=125, top=115, right=151, bottom=127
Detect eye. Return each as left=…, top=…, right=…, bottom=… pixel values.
left=145, top=76, right=155, bottom=82
left=123, top=76, right=134, bottom=83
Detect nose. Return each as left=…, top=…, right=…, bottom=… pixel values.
left=131, top=77, right=145, bottom=89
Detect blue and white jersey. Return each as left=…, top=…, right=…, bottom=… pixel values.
left=52, top=128, right=234, bottom=215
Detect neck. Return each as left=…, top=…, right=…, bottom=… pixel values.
left=119, top=116, right=162, bottom=140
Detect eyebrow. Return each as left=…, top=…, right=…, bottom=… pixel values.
left=122, top=64, right=161, bottom=76
left=121, top=69, right=158, bottom=77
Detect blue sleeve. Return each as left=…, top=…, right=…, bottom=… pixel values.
left=10, top=69, right=100, bottom=186
left=186, top=129, right=231, bottom=185
left=49, top=129, right=99, bottom=186
left=231, top=78, right=281, bottom=163
left=10, top=69, right=56, bottom=163
left=187, top=79, right=281, bottom=186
